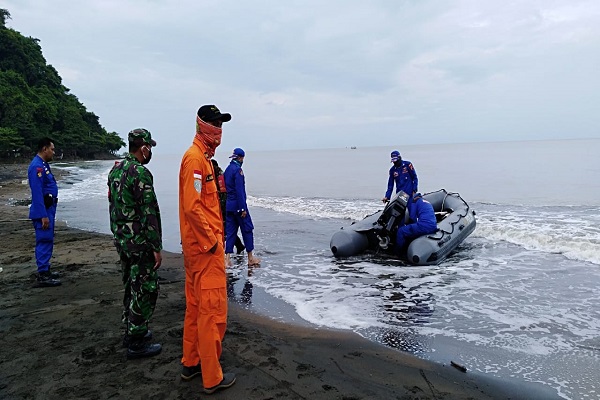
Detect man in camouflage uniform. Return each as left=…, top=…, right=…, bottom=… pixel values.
left=108, top=128, right=163, bottom=360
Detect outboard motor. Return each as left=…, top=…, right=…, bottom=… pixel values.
left=373, top=190, right=409, bottom=251
left=377, top=191, right=409, bottom=233
left=330, top=191, right=409, bottom=258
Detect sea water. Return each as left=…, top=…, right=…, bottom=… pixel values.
left=56, top=138, right=600, bottom=400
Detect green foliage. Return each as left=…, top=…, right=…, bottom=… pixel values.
left=0, top=126, right=24, bottom=157
left=0, top=8, right=125, bottom=159
left=0, top=9, right=10, bottom=27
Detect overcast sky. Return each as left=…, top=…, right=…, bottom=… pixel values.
left=4, top=0, right=600, bottom=153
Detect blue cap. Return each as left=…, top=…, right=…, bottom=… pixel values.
left=390, top=150, right=400, bottom=162
left=229, top=147, right=245, bottom=158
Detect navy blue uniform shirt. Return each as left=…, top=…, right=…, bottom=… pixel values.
left=224, top=160, right=248, bottom=213
left=28, top=155, right=58, bottom=219
left=385, top=160, right=418, bottom=199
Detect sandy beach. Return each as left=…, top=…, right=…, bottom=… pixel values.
left=0, top=162, right=561, bottom=399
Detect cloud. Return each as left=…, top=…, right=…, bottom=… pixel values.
left=4, top=0, right=600, bottom=152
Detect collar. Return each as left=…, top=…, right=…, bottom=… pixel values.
left=193, top=136, right=211, bottom=160
left=36, top=154, right=48, bottom=165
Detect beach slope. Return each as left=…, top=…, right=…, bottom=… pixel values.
left=0, top=164, right=560, bottom=399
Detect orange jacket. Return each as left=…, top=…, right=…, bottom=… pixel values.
left=179, top=137, right=223, bottom=259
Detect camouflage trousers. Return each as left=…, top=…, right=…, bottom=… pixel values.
left=119, top=250, right=159, bottom=337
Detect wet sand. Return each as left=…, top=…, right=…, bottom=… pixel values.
left=0, top=163, right=561, bottom=399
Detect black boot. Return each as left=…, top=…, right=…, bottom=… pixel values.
left=47, top=270, right=60, bottom=278
left=36, top=271, right=61, bottom=287
left=122, top=329, right=153, bottom=348
left=203, top=372, right=236, bottom=394
left=127, top=338, right=162, bottom=360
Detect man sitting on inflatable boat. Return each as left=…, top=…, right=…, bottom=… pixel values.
left=395, top=192, right=437, bottom=253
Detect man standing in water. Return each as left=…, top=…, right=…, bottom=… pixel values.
left=28, top=137, right=60, bottom=287
left=223, top=147, right=261, bottom=267
left=179, top=105, right=236, bottom=394
left=211, top=158, right=245, bottom=255
left=382, top=150, right=418, bottom=203
left=108, top=128, right=163, bottom=359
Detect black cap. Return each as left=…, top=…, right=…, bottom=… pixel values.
left=197, top=105, right=231, bottom=123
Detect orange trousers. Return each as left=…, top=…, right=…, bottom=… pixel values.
left=181, top=246, right=227, bottom=389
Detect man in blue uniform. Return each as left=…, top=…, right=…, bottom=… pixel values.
left=395, top=192, right=437, bottom=252
left=28, top=137, right=60, bottom=287
left=211, top=158, right=245, bottom=254
left=223, top=148, right=260, bottom=267
left=382, top=150, right=418, bottom=203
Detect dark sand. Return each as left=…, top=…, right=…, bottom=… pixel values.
left=0, top=163, right=561, bottom=399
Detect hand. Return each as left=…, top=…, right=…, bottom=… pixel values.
left=382, top=197, right=389, bottom=203
left=241, top=210, right=247, bottom=218
left=41, top=217, right=50, bottom=229
left=153, top=251, right=162, bottom=270
left=209, top=241, right=218, bottom=254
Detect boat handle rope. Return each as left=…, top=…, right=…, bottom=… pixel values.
left=427, top=191, right=471, bottom=240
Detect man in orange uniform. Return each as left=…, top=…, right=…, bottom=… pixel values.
left=178, top=105, right=236, bottom=394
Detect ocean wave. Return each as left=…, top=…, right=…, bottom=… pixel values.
left=250, top=196, right=600, bottom=265
left=474, top=206, right=600, bottom=265
left=248, top=195, right=382, bottom=222
left=56, top=161, right=115, bottom=203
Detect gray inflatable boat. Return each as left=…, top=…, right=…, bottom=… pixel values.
left=330, top=189, right=476, bottom=265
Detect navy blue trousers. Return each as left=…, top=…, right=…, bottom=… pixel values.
left=225, top=211, right=254, bottom=254
left=32, top=205, right=56, bottom=273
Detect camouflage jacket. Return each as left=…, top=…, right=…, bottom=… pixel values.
left=107, top=154, right=162, bottom=254
left=213, top=162, right=227, bottom=220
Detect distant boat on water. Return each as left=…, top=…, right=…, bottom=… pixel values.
left=350, top=146, right=357, bottom=149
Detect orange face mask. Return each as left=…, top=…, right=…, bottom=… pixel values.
left=195, top=116, right=222, bottom=158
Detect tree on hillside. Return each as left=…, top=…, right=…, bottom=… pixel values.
left=0, top=126, right=23, bottom=157
left=0, top=8, right=125, bottom=159
left=0, top=9, right=10, bottom=27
